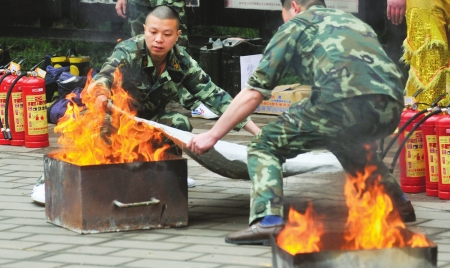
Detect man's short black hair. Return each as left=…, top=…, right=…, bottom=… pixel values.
left=280, top=0, right=326, bottom=9
left=146, top=5, right=181, bottom=29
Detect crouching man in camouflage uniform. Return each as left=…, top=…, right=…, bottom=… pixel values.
left=187, top=0, right=415, bottom=245
left=116, top=0, right=189, bottom=47
left=90, top=6, right=260, bottom=184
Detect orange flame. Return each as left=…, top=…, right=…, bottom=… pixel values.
left=276, top=146, right=430, bottom=255
left=276, top=202, right=324, bottom=255
left=343, top=151, right=429, bottom=250
left=51, top=68, right=169, bottom=165
left=343, top=165, right=409, bottom=249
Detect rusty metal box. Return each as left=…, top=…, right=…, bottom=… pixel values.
left=44, top=154, right=188, bottom=234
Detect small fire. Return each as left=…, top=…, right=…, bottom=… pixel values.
left=277, top=146, right=430, bottom=254
left=276, top=202, right=324, bottom=255
left=52, top=68, right=169, bottom=165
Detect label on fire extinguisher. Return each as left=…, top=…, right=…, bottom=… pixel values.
left=404, top=130, right=425, bottom=177
left=426, top=135, right=439, bottom=183
left=25, top=94, right=48, bottom=135
left=439, top=136, right=450, bottom=184
left=12, top=93, right=24, bottom=132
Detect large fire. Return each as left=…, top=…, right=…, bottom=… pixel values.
left=51, top=69, right=169, bottom=165
left=277, top=148, right=430, bottom=254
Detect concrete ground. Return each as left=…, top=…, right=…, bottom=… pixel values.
left=0, top=106, right=449, bottom=268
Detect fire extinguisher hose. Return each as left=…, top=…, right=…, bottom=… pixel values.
left=382, top=93, right=448, bottom=160
left=382, top=108, right=429, bottom=159
left=389, top=109, right=444, bottom=174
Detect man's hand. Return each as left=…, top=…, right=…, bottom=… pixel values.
left=115, top=0, right=127, bottom=18
left=387, top=0, right=406, bottom=25
left=186, top=131, right=220, bottom=155
left=95, top=95, right=117, bottom=145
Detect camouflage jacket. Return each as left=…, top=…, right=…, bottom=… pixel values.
left=247, top=5, right=404, bottom=105
left=90, top=35, right=250, bottom=130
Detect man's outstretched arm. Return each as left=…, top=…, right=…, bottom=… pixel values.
left=187, top=87, right=264, bottom=154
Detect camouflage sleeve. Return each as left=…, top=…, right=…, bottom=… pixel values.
left=247, top=22, right=300, bottom=99
left=180, top=52, right=251, bottom=131
left=87, top=44, right=131, bottom=98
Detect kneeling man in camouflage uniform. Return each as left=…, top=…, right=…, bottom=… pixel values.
left=187, top=0, right=414, bottom=245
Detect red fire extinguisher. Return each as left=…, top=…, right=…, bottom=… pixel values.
left=21, top=74, right=49, bottom=148
left=398, top=107, right=426, bottom=193
left=422, top=111, right=444, bottom=196
left=436, top=113, right=450, bottom=199
left=2, top=72, right=25, bottom=146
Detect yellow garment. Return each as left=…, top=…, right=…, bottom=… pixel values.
left=403, top=0, right=450, bottom=108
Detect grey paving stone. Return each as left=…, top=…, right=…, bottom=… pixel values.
left=179, top=244, right=270, bottom=256
left=111, top=248, right=204, bottom=260
left=150, top=228, right=229, bottom=238
left=0, top=223, right=19, bottom=231
left=163, top=235, right=233, bottom=246
left=188, top=206, right=249, bottom=215
left=0, top=232, right=32, bottom=240
left=0, top=217, right=50, bottom=226
left=124, top=259, right=220, bottom=268
left=417, top=220, right=450, bottom=229
left=0, top=248, right=46, bottom=259
left=0, top=188, right=32, bottom=196
left=0, top=165, right=44, bottom=172
left=0, top=261, right=64, bottom=268
left=0, top=202, right=46, bottom=211
left=192, top=254, right=272, bottom=267
left=188, top=192, right=239, bottom=200
left=439, top=262, right=450, bottom=267
left=0, top=181, right=29, bottom=188
left=65, top=245, right=121, bottom=255
left=438, top=252, right=450, bottom=262
left=9, top=226, right=80, bottom=235
left=0, top=240, right=42, bottom=250
left=438, top=244, right=450, bottom=253
left=0, top=195, right=36, bottom=203
left=408, top=210, right=450, bottom=221
left=2, top=171, right=43, bottom=177
left=60, top=264, right=113, bottom=268
left=119, top=233, right=172, bottom=241
left=413, top=201, right=450, bottom=211
left=98, top=240, right=186, bottom=250
left=0, top=210, right=46, bottom=219
left=188, top=198, right=248, bottom=208
left=41, top=253, right=135, bottom=266
left=28, top=243, right=75, bottom=252
left=21, top=234, right=109, bottom=245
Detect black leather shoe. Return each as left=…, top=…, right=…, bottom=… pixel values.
left=393, top=200, right=416, bottom=223
left=225, top=221, right=285, bottom=245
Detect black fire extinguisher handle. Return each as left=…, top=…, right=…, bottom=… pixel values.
left=389, top=109, right=443, bottom=174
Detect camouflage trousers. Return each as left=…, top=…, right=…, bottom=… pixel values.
left=127, top=1, right=189, bottom=47
left=151, top=109, right=192, bottom=156
left=247, top=94, right=404, bottom=224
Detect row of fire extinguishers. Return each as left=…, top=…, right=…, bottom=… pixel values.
left=380, top=93, right=450, bottom=200
left=0, top=59, right=49, bottom=148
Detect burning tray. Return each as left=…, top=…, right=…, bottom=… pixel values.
left=271, top=232, right=437, bottom=268
left=44, top=154, right=188, bottom=234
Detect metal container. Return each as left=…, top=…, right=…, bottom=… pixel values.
left=271, top=232, right=438, bottom=268
left=44, top=154, right=188, bottom=234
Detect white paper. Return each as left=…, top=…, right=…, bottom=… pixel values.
left=225, top=0, right=281, bottom=11
left=239, top=54, right=262, bottom=89
left=325, top=0, right=359, bottom=13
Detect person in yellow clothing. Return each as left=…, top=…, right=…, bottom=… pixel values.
left=400, top=0, right=450, bottom=108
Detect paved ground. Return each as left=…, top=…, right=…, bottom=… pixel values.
left=0, top=107, right=449, bottom=268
